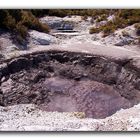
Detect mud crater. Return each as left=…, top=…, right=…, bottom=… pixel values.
left=0, top=51, right=140, bottom=119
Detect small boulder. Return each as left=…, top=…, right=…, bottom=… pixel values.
left=114, top=37, right=133, bottom=46
left=29, top=30, right=57, bottom=45
left=40, top=16, right=63, bottom=29
left=58, top=23, right=74, bottom=30
left=31, top=71, right=46, bottom=83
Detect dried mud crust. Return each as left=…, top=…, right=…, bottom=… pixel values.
left=0, top=51, right=140, bottom=118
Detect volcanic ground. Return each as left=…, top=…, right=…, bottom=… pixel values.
left=0, top=51, right=140, bottom=119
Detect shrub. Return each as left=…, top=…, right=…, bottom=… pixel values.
left=89, top=9, right=140, bottom=37
left=102, top=26, right=115, bottom=37
left=89, top=27, right=99, bottom=34
left=31, top=9, right=49, bottom=17
left=135, top=23, right=140, bottom=36
left=13, top=22, right=28, bottom=44
left=15, top=22, right=28, bottom=38
left=21, top=11, right=50, bottom=33
left=96, top=14, right=107, bottom=22
left=3, top=14, right=16, bottom=30
left=7, top=10, right=22, bottom=22
left=0, top=10, right=50, bottom=45
left=90, top=21, right=116, bottom=36
left=30, top=9, right=111, bottom=18
left=48, top=9, right=68, bottom=17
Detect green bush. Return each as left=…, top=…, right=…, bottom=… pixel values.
left=13, top=22, right=28, bottom=44
left=21, top=11, right=50, bottom=33
left=89, top=27, right=99, bottom=34
left=90, top=10, right=140, bottom=36
left=96, top=14, right=107, bottom=22
left=3, top=14, right=16, bottom=30
left=90, top=21, right=116, bottom=36
left=0, top=10, right=50, bottom=45
left=30, top=9, right=111, bottom=18
left=102, top=26, right=115, bottom=37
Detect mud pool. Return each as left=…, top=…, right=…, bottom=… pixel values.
left=0, top=51, right=140, bottom=119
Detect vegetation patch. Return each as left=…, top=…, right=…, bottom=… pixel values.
left=90, top=10, right=140, bottom=37
left=0, top=9, right=140, bottom=45
left=0, top=10, right=50, bottom=46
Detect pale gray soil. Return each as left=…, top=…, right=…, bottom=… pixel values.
left=0, top=103, right=140, bottom=131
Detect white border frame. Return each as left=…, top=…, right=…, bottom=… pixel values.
left=0, top=0, right=140, bottom=139
left=0, top=0, right=140, bottom=8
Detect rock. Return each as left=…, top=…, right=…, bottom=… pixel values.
left=40, top=16, right=74, bottom=30
left=31, top=71, right=46, bottom=83
left=0, top=34, right=21, bottom=53
left=29, top=30, right=57, bottom=45
left=40, top=16, right=64, bottom=29
left=0, top=53, right=3, bottom=57
left=114, top=39, right=131, bottom=46
left=1, top=77, right=6, bottom=82
left=57, top=23, right=74, bottom=30
left=0, top=94, right=4, bottom=106
left=8, top=57, right=30, bottom=73
left=114, top=38, right=133, bottom=46
left=128, top=56, right=140, bottom=72
left=90, top=24, right=137, bottom=47
left=100, top=33, right=134, bottom=46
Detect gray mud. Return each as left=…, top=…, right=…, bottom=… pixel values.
left=0, top=51, right=140, bottom=118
